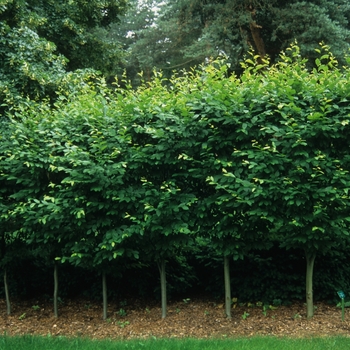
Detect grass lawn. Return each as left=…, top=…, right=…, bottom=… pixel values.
left=0, top=336, right=350, bottom=350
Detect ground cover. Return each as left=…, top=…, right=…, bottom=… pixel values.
left=0, top=298, right=349, bottom=339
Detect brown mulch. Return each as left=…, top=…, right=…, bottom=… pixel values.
left=0, top=298, right=349, bottom=339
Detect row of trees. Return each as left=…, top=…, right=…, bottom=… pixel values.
left=1, top=44, right=350, bottom=319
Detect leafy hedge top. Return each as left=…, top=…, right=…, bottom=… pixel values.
left=1, top=43, right=350, bottom=269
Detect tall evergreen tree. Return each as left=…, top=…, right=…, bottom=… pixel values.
left=116, top=0, right=350, bottom=80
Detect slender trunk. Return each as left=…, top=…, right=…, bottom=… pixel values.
left=0, top=238, right=9, bottom=315
left=53, top=261, right=58, bottom=318
left=158, top=259, right=167, bottom=319
left=224, top=255, right=232, bottom=319
left=145, top=67, right=151, bottom=82
left=4, top=268, right=11, bottom=315
left=102, top=272, right=108, bottom=320
left=305, top=251, right=316, bottom=318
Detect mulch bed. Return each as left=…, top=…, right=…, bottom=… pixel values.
left=0, top=298, right=349, bottom=339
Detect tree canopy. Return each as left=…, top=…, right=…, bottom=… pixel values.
left=115, top=0, right=350, bottom=83
left=0, top=0, right=127, bottom=115
left=2, top=43, right=350, bottom=318
left=2, top=0, right=350, bottom=106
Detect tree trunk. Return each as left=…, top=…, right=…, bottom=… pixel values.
left=158, top=259, right=167, bottom=319
left=0, top=238, right=9, bottom=315
left=102, top=272, right=108, bottom=320
left=4, top=268, right=11, bottom=315
left=305, top=251, right=316, bottom=318
left=247, top=3, right=266, bottom=62
left=53, top=261, right=58, bottom=318
left=224, top=255, right=232, bottom=319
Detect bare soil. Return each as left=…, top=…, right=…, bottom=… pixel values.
left=0, top=298, right=349, bottom=339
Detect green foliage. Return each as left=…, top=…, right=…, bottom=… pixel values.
left=116, top=320, right=130, bottom=328
left=117, top=308, right=127, bottom=317
left=0, top=0, right=127, bottom=116
left=115, top=0, right=350, bottom=82
left=0, top=0, right=128, bottom=74
left=241, top=311, right=250, bottom=320
left=18, top=312, right=26, bottom=320
left=2, top=43, right=350, bottom=315
left=0, top=23, right=66, bottom=111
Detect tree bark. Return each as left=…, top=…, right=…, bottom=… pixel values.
left=249, top=21, right=266, bottom=58
left=158, top=259, right=167, bottom=319
left=102, top=272, right=108, bottom=320
left=247, top=3, right=266, bottom=61
left=4, top=268, right=11, bottom=315
left=224, top=255, right=232, bottom=319
left=53, top=261, right=58, bottom=318
left=305, top=251, right=316, bottom=318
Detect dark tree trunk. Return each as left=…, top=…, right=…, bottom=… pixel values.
left=158, top=259, right=167, bottom=319
left=53, top=261, right=59, bottom=318
left=247, top=3, right=266, bottom=61
left=4, top=268, right=11, bottom=315
left=224, top=255, right=232, bottom=319
left=102, top=272, right=108, bottom=320
left=305, top=251, right=316, bottom=318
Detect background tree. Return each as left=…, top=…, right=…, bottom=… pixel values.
left=0, top=0, right=128, bottom=74
left=116, top=0, right=350, bottom=82
left=112, top=0, right=162, bottom=84
left=0, top=0, right=127, bottom=115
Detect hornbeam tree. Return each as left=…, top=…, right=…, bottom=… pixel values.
left=122, top=75, right=198, bottom=318
left=225, top=45, right=350, bottom=317
left=181, top=62, right=273, bottom=318
left=175, top=44, right=350, bottom=318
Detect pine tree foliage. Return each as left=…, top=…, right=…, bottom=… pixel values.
left=116, top=0, right=350, bottom=80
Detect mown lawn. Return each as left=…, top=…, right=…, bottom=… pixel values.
left=1, top=335, right=350, bottom=350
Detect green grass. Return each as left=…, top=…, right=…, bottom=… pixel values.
left=0, top=336, right=350, bottom=350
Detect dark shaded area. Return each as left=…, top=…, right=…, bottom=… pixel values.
left=3, top=245, right=350, bottom=305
